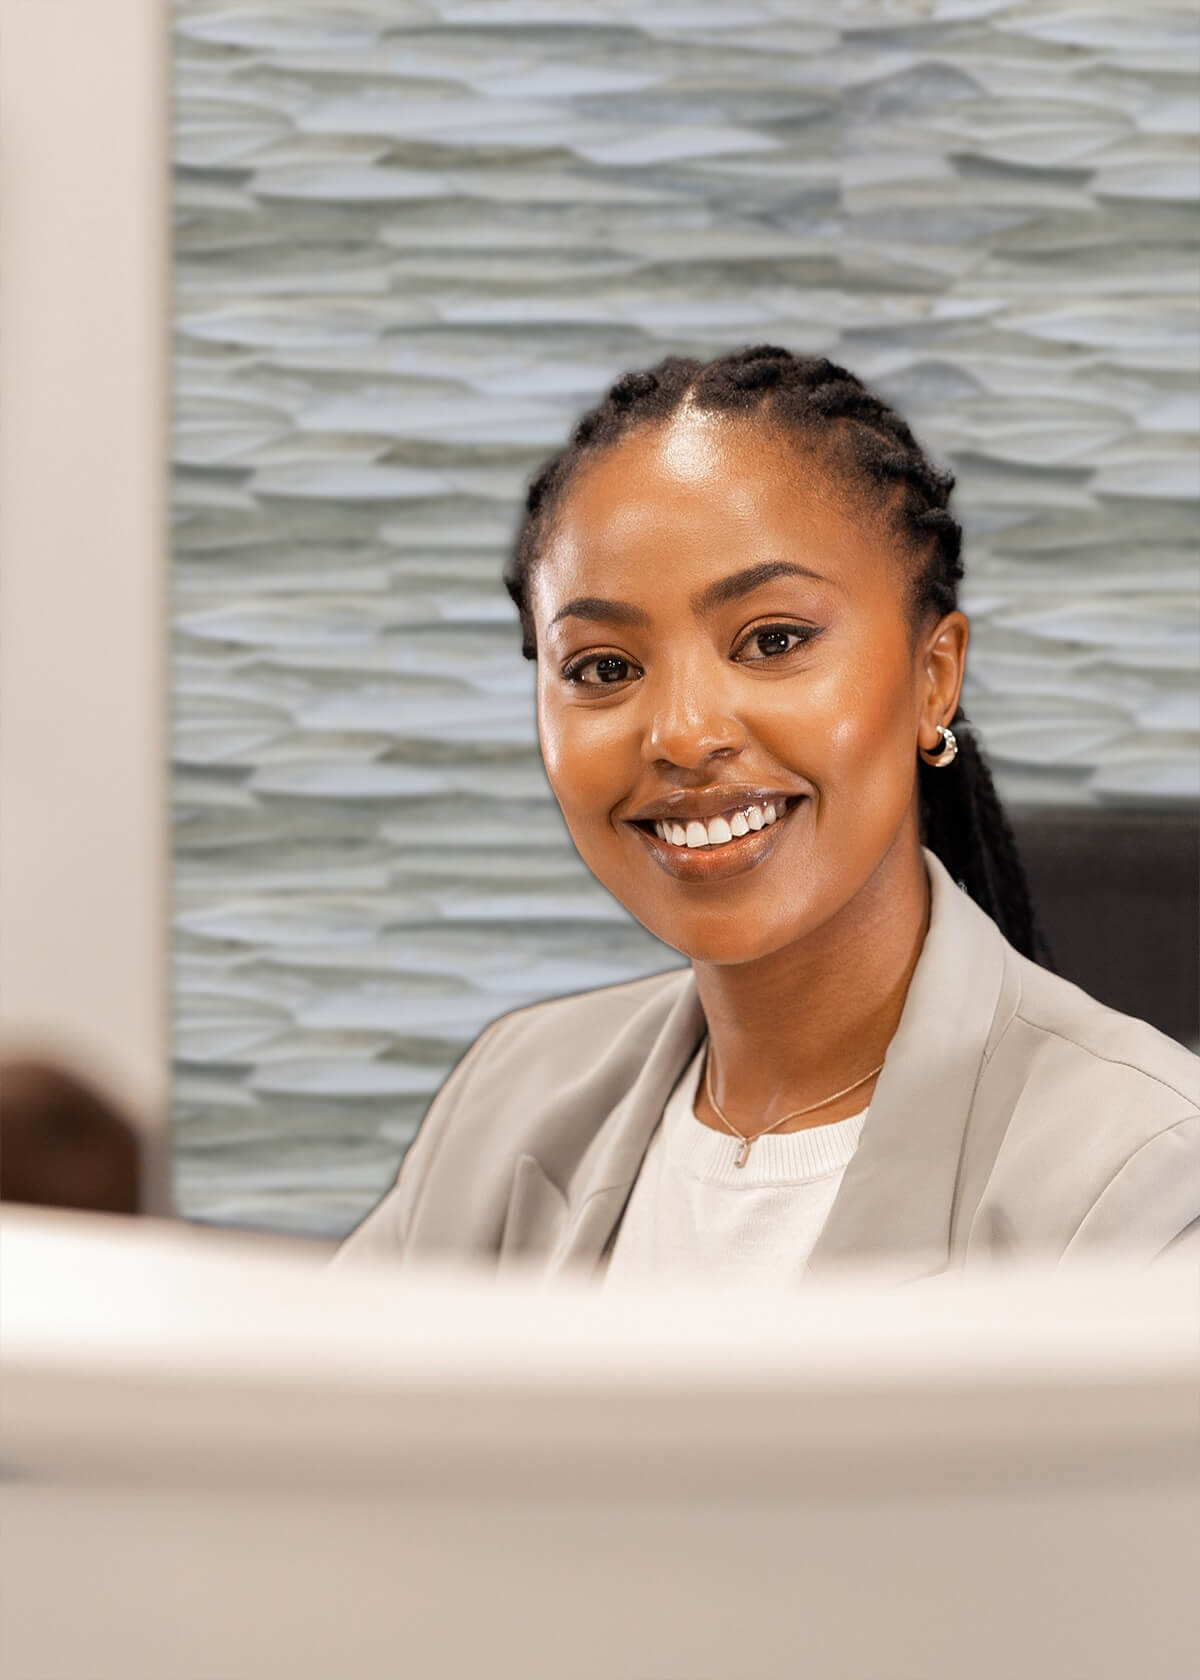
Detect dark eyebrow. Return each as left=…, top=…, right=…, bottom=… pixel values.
left=548, top=595, right=652, bottom=631
left=694, top=560, right=829, bottom=612
left=548, top=561, right=829, bottom=631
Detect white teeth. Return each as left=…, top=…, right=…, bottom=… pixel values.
left=652, top=799, right=790, bottom=849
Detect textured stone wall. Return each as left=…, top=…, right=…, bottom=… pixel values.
left=171, top=1, right=1200, bottom=1235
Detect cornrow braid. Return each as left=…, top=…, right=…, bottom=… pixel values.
left=502, top=345, right=1051, bottom=965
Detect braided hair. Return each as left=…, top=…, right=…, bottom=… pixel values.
left=503, top=344, right=1050, bottom=965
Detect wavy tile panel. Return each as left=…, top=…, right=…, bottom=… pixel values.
left=171, top=0, right=1200, bottom=1236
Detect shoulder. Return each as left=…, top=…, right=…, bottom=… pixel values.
left=331, top=965, right=695, bottom=1263
left=994, top=950, right=1199, bottom=1112
left=451, top=964, right=695, bottom=1126
left=970, top=949, right=1200, bottom=1260
left=925, top=845, right=1197, bottom=1115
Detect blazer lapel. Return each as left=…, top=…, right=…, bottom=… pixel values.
left=805, top=850, right=1009, bottom=1283
left=498, top=1154, right=569, bottom=1268
left=543, top=969, right=706, bottom=1279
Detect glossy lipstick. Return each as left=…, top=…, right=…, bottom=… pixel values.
left=627, top=796, right=805, bottom=883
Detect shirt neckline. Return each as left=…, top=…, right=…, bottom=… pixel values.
left=663, top=1041, right=869, bottom=1189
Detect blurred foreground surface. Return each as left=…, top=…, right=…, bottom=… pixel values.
left=2, top=1206, right=1198, bottom=1680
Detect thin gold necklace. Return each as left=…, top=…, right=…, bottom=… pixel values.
left=703, top=1048, right=885, bottom=1168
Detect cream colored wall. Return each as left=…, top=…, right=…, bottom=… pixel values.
left=0, top=0, right=172, bottom=1212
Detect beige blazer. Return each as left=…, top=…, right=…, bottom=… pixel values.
left=335, top=849, right=1200, bottom=1283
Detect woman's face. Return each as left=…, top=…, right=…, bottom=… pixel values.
left=530, top=407, right=966, bottom=966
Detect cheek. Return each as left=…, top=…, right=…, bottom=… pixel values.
left=536, top=687, right=628, bottom=824
left=832, top=671, right=914, bottom=759
left=752, top=644, right=917, bottom=827
left=760, top=651, right=912, bottom=759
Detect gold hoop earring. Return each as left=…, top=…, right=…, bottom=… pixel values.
left=919, top=723, right=958, bottom=768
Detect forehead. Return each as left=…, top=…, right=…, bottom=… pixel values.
left=533, top=406, right=896, bottom=608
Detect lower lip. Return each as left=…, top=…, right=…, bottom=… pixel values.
left=628, top=800, right=805, bottom=882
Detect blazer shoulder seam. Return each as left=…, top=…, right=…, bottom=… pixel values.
left=1009, top=1009, right=1199, bottom=1107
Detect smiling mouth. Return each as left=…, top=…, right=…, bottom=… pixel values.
left=632, top=795, right=798, bottom=852
left=627, top=796, right=806, bottom=881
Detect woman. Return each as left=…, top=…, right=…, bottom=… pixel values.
left=336, top=346, right=1200, bottom=1284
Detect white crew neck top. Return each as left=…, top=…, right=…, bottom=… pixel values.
left=602, top=1039, right=868, bottom=1289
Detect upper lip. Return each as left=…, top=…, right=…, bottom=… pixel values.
left=625, top=785, right=806, bottom=824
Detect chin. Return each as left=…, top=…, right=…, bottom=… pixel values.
left=630, top=902, right=817, bottom=969
left=672, top=935, right=789, bottom=967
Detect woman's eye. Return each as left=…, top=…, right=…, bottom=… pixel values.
left=564, top=654, right=637, bottom=685
left=737, top=624, right=818, bottom=661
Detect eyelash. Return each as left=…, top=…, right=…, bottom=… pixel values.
left=561, top=623, right=821, bottom=687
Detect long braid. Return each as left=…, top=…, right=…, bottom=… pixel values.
left=918, top=735, right=1050, bottom=964
left=503, top=345, right=1052, bottom=965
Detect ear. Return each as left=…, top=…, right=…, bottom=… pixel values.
left=917, top=610, right=968, bottom=756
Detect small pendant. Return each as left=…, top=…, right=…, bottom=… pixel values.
left=734, top=1138, right=753, bottom=1169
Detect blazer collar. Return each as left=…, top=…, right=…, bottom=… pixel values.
left=804, top=851, right=1009, bottom=1282
left=507, top=849, right=1010, bottom=1284
left=530, top=970, right=705, bottom=1280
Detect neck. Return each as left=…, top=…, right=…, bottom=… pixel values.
left=690, top=834, right=930, bottom=1133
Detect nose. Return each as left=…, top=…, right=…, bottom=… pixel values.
left=640, top=656, right=747, bottom=770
